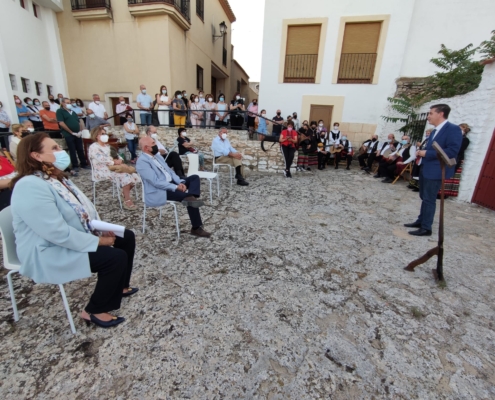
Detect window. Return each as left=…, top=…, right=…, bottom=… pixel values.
left=236, top=80, right=241, bottom=93
left=222, top=32, right=227, bottom=66
left=21, top=78, right=30, bottom=93
left=337, top=22, right=381, bottom=84
left=19, top=0, right=27, bottom=10
left=284, top=24, right=321, bottom=83
left=9, top=74, right=17, bottom=90
left=47, top=85, right=54, bottom=96
left=196, top=0, right=204, bottom=21
left=35, top=81, right=43, bottom=96
left=33, top=3, right=40, bottom=18
left=196, top=65, right=204, bottom=90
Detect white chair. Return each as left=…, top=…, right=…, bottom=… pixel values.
left=139, top=175, right=180, bottom=240
left=0, top=207, right=77, bottom=334
left=186, top=153, right=220, bottom=204
left=211, top=147, right=234, bottom=187
left=89, top=156, right=122, bottom=210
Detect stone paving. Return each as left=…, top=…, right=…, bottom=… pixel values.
left=0, top=164, right=494, bottom=399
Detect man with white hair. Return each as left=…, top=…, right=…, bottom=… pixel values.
left=145, top=126, right=185, bottom=178
left=211, top=127, right=248, bottom=186
left=137, top=84, right=153, bottom=126
left=88, top=94, right=108, bottom=119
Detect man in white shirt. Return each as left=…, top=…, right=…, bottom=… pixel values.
left=88, top=94, right=108, bottom=119
left=48, top=95, right=60, bottom=112
left=137, top=85, right=153, bottom=126
left=211, top=127, right=249, bottom=186
left=136, top=136, right=211, bottom=238
left=145, top=126, right=185, bottom=178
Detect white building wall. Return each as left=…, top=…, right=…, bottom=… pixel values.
left=400, top=0, right=495, bottom=77
left=0, top=0, right=67, bottom=124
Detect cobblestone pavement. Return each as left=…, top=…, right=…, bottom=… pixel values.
left=1, top=165, right=494, bottom=399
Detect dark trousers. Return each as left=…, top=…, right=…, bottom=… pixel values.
left=127, top=138, right=137, bottom=160
left=0, top=189, right=12, bottom=211
left=64, top=134, right=87, bottom=169
left=86, top=229, right=135, bottom=314
left=367, top=153, right=381, bottom=169
left=379, top=159, right=397, bottom=178
left=215, top=120, right=227, bottom=129
left=31, top=120, right=44, bottom=130
left=162, top=151, right=184, bottom=176
left=317, top=151, right=328, bottom=168
left=230, top=114, right=244, bottom=130
left=119, top=117, right=127, bottom=126
left=358, top=153, right=369, bottom=167
left=166, top=175, right=203, bottom=228
left=0, top=128, right=8, bottom=148
left=416, top=169, right=442, bottom=231
left=336, top=152, right=352, bottom=167
left=281, top=145, right=295, bottom=171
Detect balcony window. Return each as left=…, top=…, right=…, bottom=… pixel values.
left=196, top=0, right=204, bottom=21
left=9, top=75, right=17, bottom=91
left=196, top=65, right=204, bottom=90
left=21, top=77, right=30, bottom=93
left=47, top=85, right=54, bottom=96
left=33, top=3, right=40, bottom=18
left=71, top=0, right=112, bottom=20
left=71, top=0, right=112, bottom=10
left=284, top=24, right=321, bottom=83
left=20, top=0, right=27, bottom=10
left=128, top=0, right=190, bottom=22
left=35, top=81, right=43, bottom=96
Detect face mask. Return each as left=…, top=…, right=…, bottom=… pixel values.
left=15, top=99, right=21, bottom=104
left=389, top=139, right=393, bottom=143
left=401, top=139, right=408, bottom=145
left=141, top=89, right=147, bottom=94
left=219, top=97, right=224, bottom=102
left=199, top=94, right=203, bottom=98
left=253, top=101, right=257, bottom=105
left=27, top=100, right=33, bottom=105
left=162, top=90, right=167, bottom=94
left=181, top=132, right=187, bottom=137
left=89, top=114, right=95, bottom=119
left=195, top=98, right=199, bottom=103
left=288, top=127, right=292, bottom=131
left=151, top=145, right=159, bottom=155
left=342, top=136, right=347, bottom=141
left=149, top=134, right=158, bottom=140
left=72, top=103, right=77, bottom=107
left=120, top=101, right=125, bottom=105
left=49, top=99, right=54, bottom=102
left=208, top=98, right=213, bottom=102
left=34, top=102, right=40, bottom=106
left=44, top=107, right=50, bottom=111
left=177, top=95, right=182, bottom=99
left=127, top=118, right=133, bottom=123
left=95, top=101, right=100, bottom=105
left=65, top=104, right=72, bottom=110
left=261, top=113, right=266, bottom=116
left=333, top=126, right=339, bottom=130
left=319, top=123, right=323, bottom=127
left=53, top=150, right=71, bottom=171
left=276, top=112, right=281, bottom=116
left=221, top=133, right=227, bottom=140
left=183, top=93, right=187, bottom=97
left=236, top=96, right=240, bottom=100
left=25, top=127, right=34, bottom=133
left=372, top=138, right=377, bottom=142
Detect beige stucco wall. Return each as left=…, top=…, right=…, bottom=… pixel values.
left=57, top=0, right=232, bottom=105
left=230, top=61, right=250, bottom=103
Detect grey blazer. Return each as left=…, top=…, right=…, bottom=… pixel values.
left=136, top=153, right=184, bottom=207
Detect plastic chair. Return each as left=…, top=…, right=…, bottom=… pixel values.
left=0, top=207, right=77, bottom=334
left=139, top=175, right=180, bottom=240
left=211, top=147, right=234, bottom=187
left=186, top=153, right=220, bottom=204
left=89, top=156, right=122, bottom=210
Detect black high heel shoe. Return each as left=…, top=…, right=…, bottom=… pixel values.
left=83, top=314, right=125, bottom=328
left=122, top=287, right=139, bottom=297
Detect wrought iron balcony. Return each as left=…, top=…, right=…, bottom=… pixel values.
left=128, top=0, right=190, bottom=22
left=284, top=54, right=318, bottom=83
left=337, top=53, right=377, bottom=84
left=71, top=0, right=111, bottom=10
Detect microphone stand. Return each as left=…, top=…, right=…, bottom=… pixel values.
left=404, top=142, right=456, bottom=282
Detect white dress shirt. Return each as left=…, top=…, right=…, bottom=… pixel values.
left=88, top=102, right=107, bottom=118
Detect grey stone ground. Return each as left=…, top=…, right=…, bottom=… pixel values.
left=1, top=164, right=494, bottom=399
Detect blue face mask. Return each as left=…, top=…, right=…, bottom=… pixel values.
left=219, top=97, right=224, bottom=101
left=401, top=139, right=408, bottom=145
left=53, top=150, right=71, bottom=171
left=342, top=136, right=347, bottom=141
left=177, top=95, right=182, bottom=99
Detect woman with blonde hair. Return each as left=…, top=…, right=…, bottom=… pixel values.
left=9, top=124, right=27, bottom=160
left=88, top=126, right=139, bottom=210
left=189, top=94, right=204, bottom=128
left=442, top=123, right=471, bottom=197
left=203, top=94, right=216, bottom=129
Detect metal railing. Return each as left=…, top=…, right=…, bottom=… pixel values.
left=403, top=112, right=428, bottom=144
left=71, top=0, right=111, bottom=10
left=337, top=53, right=377, bottom=84
left=127, top=0, right=190, bottom=21
left=284, top=54, right=318, bottom=83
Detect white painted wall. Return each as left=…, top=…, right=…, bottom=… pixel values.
left=400, top=0, right=495, bottom=77
left=0, top=0, right=67, bottom=124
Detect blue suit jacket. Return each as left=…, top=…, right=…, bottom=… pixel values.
left=136, top=153, right=184, bottom=207
left=422, top=121, right=462, bottom=180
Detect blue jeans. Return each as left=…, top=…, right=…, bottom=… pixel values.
left=127, top=138, right=137, bottom=160
left=140, top=112, right=152, bottom=125
left=416, top=168, right=442, bottom=231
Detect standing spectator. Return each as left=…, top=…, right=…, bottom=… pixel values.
left=56, top=98, right=89, bottom=171
left=48, top=95, right=60, bottom=112
left=442, top=123, right=471, bottom=197
left=116, top=96, right=131, bottom=125
left=75, top=99, right=86, bottom=125
left=86, top=109, right=111, bottom=130
left=190, top=94, right=204, bottom=128
left=0, top=100, right=12, bottom=133
left=172, top=90, right=187, bottom=128
left=198, top=90, right=206, bottom=105
left=279, top=121, right=298, bottom=178
left=214, top=94, right=229, bottom=128
left=229, top=92, right=245, bottom=130
left=56, top=93, right=64, bottom=104
left=156, top=85, right=171, bottom=126
left=204, top=94, right=216, bottom=129
left=177, top=127, right=206, bottom=171
left=88, top=94, right=108, bottom=119
left=256, top=109, right=269, bottom=135
left=70, top=98, right=85, bottom=125
left=14, top=95, right=32, bottom=123
left=292, top=112, right=300, bottom=130
left=24, top=97, right=43, bottom=130
left=123, top=113, right=139, bottom=163
left=247, top=99, right=258, bottom=131
left=272, top=110, right=284, bottom=136
left=137, top=85, right=153, bottom=126
left=39, top=101, right=60, bottom=132
left=182, top=90, right=189, bottom=109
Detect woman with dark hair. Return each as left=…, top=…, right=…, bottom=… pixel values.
left=172, top=90, right=187, bottom=128
left=10, top=133, right=138, bottom=328
left=190, top=94, right=204, bottom=128
left=204, top=94, right=216, bottom=129
left=296, top=120, right=318, bottom=171
left=156, top=85, right=171, bottom=126
left=229, top=92, right=245, bottom=130
left=215, top=94, right=229, bottom=128
left=279, top=121, right=298, bottom=178
left=75, top=99, right=87, bottom=125
left=177, top=127, right=206, bottom=170
left=443, top=123, right=471, bottom=197
left=123, top=113, right=139, bottom=163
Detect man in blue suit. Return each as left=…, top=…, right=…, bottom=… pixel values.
left=404, top=104, right=462, bottom=236
left=136, top=136, right=211, bottom=238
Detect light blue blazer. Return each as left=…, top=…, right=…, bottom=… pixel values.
left=11, top=176, right=99, bottom=285
left=136, top=154, right=184, bottom=208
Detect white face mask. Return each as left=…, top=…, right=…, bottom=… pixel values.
left=195, top=98, right=199, bottom=103
left=261, top=113, right=266, bottom=116
left=95, top=100, right=100, bottom=105
left=120, top=101, right=125, bottom=105
left=199, top=94, right=203, bottom=98
left=319, top=123, right=323, bottom=127
left=208, top=98, right=213, bottom=102
left=27, top=127, right=35, bottom=132
left=221, top=133, right=227, bottom=140
left=162, top=90, right=167, bottom=94
left=100, top=134, right=109, bottom=143
left=141, top=89, right=147, bottom=94
left=151, top=133, right=158, bottom=139
left=333, top=125, right=339, bottom=130
left=236, top=96, right=240, bottom=100
left=181, top=132, right=187, bottom=137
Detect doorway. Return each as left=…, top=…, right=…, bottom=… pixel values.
left=309, top=105, right=333, bottom=127
left=472, top=127, right=495, bottom=211
left=211, top=77, right=217, bottom=101
left=110, top=96, right=130, bottom=126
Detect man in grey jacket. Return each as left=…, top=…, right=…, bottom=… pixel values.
left=136, top=136, right=211, bottom=238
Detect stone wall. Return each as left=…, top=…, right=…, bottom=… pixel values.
left=394, top=77, right=429, bottom=98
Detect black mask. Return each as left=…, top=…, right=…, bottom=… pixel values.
left=253, top=101, right=257, bottom=105
left=277, top=112, right=281, bottom=116
left=151, top=145, right=159, bottom=155
left=321, top=134, right=325, bottom=137
left=372, top=138, right=377, bottom=142
left=44, top=107, right=50, bottom=111
left=21, top=130, right=30, bottom=138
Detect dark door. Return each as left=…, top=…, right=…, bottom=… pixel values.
left=472, top=128, right=495, bottom=210
left=110, top=97, right=130, bottom=126
left=211, top=77, right=217, bottom=101
left=309, top=105, right=333, bottom=127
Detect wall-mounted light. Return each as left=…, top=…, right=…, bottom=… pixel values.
left=213, top=21, right=227, bottom=40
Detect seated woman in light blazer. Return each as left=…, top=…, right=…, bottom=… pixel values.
left=10, top=133, right=138, bottom=328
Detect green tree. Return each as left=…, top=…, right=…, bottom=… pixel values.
left=381, top=94, right=427, bottom=142
left=427, top=44, right=484, bottom=99
left=479, top=30, right=495, bottom=60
